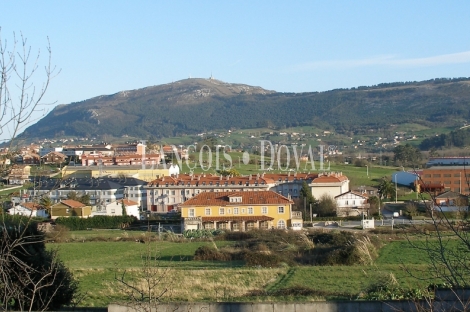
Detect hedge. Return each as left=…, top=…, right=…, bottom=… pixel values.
left=54, top=215, right=137, bottom=230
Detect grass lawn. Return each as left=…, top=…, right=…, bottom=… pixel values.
left=50, top=233, right=449, bottom=307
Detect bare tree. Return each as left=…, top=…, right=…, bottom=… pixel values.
left=0, top=28, right=59, bottom=151
left=399, top=171, right=470, bottom=311
left=114, top=233, right=173, bottom=312
left=0, top=30, right=77, bottom=311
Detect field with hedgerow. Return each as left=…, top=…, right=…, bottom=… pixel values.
left=48, top=227, right=444, bottom=307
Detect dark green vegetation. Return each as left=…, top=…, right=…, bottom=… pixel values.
left=420, top=126, right=470, bottom=150
left=1, top=215, right=77, bottom=311
left=55, top=215, right=137, bottom=231
left=20, top=77, right=470, bottom=140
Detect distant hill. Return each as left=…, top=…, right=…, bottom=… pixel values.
left=19, top=77, right=470, bottom=140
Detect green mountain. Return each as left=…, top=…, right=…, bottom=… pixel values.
left=20, top=77, right=470, bottom=140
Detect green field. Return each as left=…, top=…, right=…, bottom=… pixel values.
left=51, top=230, right=445, bottom=307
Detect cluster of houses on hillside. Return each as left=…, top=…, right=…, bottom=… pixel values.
left=8, top=163, right=376, bottom=231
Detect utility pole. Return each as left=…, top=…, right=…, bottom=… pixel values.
left=309, top=203, right=312, bottom=223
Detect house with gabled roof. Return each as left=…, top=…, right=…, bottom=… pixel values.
left=41, top=151, right=67, bottom=164
left=309, top=172, right=349, bottom=199
left=180, top=190, right=302, bottom=231
left=335, top=191, right=370, bottom=217
left=9, top=202, right=49, bottom=218
left=50, top=199, right=92, bottom=219
left=95, top=198, right=140, bottom=219
left=433, top=190, right=469, bottom=212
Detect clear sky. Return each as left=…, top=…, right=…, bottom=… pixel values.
left=2, top=1, right=470, bottom=106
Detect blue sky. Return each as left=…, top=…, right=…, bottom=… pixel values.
left=2, top=1, right=470, bottom=107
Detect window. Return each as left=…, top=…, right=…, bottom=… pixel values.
left=204, top=223, right=214, bottom=229
left=218, top=222, right=227, bottom=229
left=444, top=174, right=451, bottom=177
left=205, top=208, right=211, bottom=216
left=171, top=190, right=175, bottom=195
left=242, top=208, right=245, bottom=214
left=232, top=222, right=239, bottom=231
left=219, top=208, right=225, bottom=215
left=433, top=174, right=441, bottom=178
left=246, top=222, right=255, bottom=230
left=227, top=208, right=231, bottom=214
left=248, top=207, right=253, bottom=214
left=277, top=219, right=286, bottom=229
left=278, top=206, right=285, bottom=214
left=261, top=207, right=268, bottom=214
left=189, top=208, right=195, bottom=217
left=111, top=209, right=115, bottom=214
left=233, top=207, right=239, bottom=215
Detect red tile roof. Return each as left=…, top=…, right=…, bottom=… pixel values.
left=182, top=190, right=293, bottom=206
left=118, top=199, right=139, bottom=206
left=60, top=199, right=86, bottom=208
left=147, top=173, right=275, bottom=187
left=21, top=202, right=42, bottom=210
left=312, top=173, right=348, bottom=183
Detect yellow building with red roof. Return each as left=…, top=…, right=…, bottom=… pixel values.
left=180, top=190, right=302, bottom=231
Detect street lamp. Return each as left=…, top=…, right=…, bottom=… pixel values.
left=394, top=173, right=398, bottom=203
left=366, top=165, right=369, bottom=178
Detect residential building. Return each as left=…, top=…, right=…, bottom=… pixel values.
left=351, top=186, right=379, bottom=197
left=24, top=177, right=126, bottom=207
left=145, top=173, right=276, bottom=213
left=8, top=165, right=31, bottom=185
left=49, top=200, right=92, bottom=219
left=41, top=151, right=67, bottom=165
left=145, top=172, right=318, bottom=213
left=9, top=202, right=48, bottom=218
left=93, top=199, right=140, bottom=219
left=432, top=191, right=469, bottom=213
left=61, top=164, right=170, bottom=181
left=81, top=153, right=161, bottom=166
left=309, top=172, right=349, bottom=199
left=334, top=191, right=369, bottom=217
left=25, top=176, right=147, bottom=211
left=181, top=191, right=302, bottom=231
left=263, top=172, right=318, bottom=198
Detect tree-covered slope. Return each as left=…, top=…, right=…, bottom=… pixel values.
left=20, top=77, right=470, bottom=140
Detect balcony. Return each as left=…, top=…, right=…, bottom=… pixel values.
left=291, top=211, right=302, bottom=219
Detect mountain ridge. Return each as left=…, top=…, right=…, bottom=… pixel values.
left=19, top=77, right=470, bottom=140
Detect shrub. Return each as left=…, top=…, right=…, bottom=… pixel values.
left=55, top=215, right=137, bottom=230
left=193, top=246, right=232, bottom=261
left=0, top=215, right=78, bottom=310
left=242, top=250, right=283, bottom=267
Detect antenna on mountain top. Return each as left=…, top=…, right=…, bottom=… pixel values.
left=210, top=72, right=214, bottom=80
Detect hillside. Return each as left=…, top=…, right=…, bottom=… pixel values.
left=20, top=77, right=470, bottom=140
